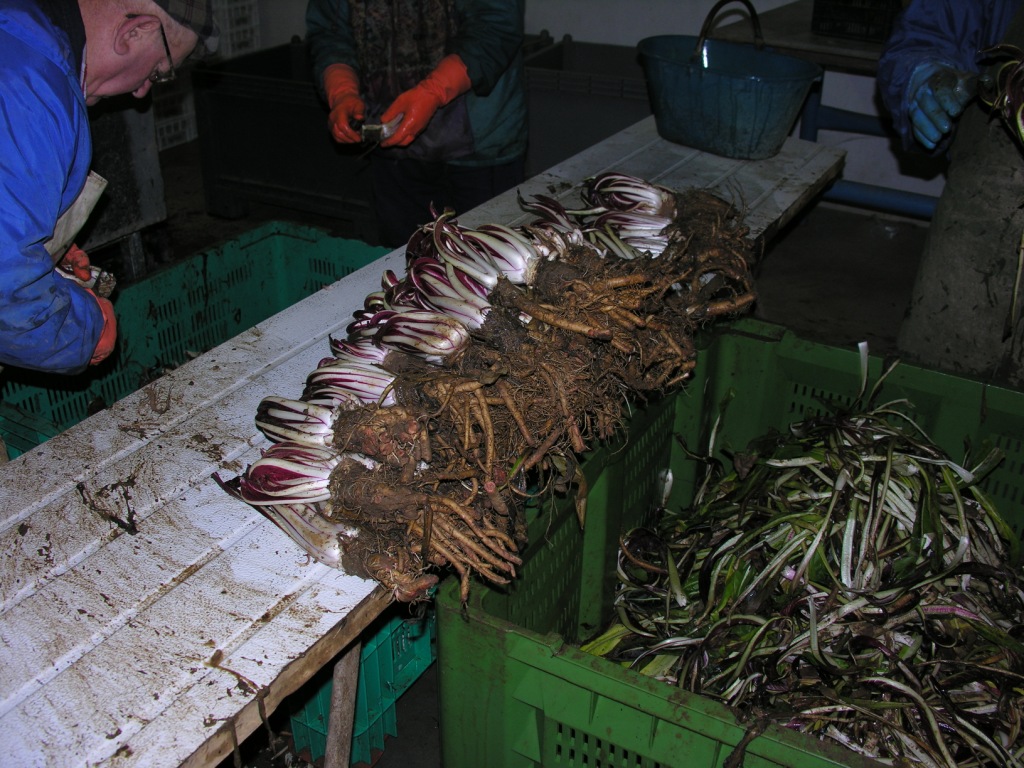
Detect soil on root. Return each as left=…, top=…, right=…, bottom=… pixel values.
left=324, top=188, right=756, bottom=602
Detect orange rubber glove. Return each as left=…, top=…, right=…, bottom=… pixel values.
left=381, top=55, right=472, bottom=148
left=324, top=63, right=365, bottom=144
left=58, top=244, right=92, bottom=281
left=88, top=289, right=117, bottom=365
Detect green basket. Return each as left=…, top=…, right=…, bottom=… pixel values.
left=436, top=318, right=1024, bottom=768
left=289, top=603, right=437, bottom=766
left=0, top=222, right=388, bottom=458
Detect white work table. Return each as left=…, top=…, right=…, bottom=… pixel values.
left=0, top=117, right=843, bottom=767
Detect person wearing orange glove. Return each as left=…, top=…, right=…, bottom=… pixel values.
left=323, top=62, right=365, bottom=144
left=56, top=245, right=117, bottom=365
left=0, top=0, right=219, bottom=375
left=307, top=0, right=528, bottom=247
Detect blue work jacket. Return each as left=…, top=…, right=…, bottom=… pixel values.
left=878, top=0, right=1024, bottom=149
left=305, top=0, right=527, bottom=167
left=0, top=0, right=102, bottom=373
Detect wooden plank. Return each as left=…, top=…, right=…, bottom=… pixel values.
left=323, top=641, right=362, bottom=768
left=177, top=591, right=389, bottom=768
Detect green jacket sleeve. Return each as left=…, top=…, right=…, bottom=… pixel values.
left=451, top=0, right=525, bottom=96
left=305, top=0, right=358, bottom=100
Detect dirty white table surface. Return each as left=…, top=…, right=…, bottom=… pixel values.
left=0, top=116, right=843, bottom=767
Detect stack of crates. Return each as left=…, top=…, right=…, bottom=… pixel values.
left=810, top=0, right=904, bottom=44
left=213, top=0, right=262, bottom=60
left=436, top=317, right=1024, bottom=767
left=153, top=76, right=198, bottom=151
left=153, top=0, right=262, bottom=151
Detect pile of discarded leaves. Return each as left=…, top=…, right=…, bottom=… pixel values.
left=586, top=365, right=1024, bottom=767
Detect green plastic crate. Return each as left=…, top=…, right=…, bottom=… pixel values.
left=0, top=222, right=387, bottom=458
left=290, top=603, right=437, bottom=766
left=436, top=318, right=1024, bottom=768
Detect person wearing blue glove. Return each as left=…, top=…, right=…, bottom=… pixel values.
left=903, top=62, right=978, bottom=149
left=877, top=0, right=1024, bottom=389
left=878, top=2, right=1022, bottom=151
left=306, top=0, right=528, bottom=248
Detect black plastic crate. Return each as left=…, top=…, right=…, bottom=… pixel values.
left=523, top=36, right=651, bottom=176
left=811, top=0, right=903, bottom=44
left=192, top=40, right=380, bottom=243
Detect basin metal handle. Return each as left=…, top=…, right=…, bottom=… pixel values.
left=693, top=0, right=765, bottom=62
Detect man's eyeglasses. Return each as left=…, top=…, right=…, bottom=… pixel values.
left=126, top=14, right=176, bottom=84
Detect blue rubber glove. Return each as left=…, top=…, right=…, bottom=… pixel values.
left=905, top=61, right=978, bottom=150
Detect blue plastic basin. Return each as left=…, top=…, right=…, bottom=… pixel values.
left=638, top=35, right=822, bottom=160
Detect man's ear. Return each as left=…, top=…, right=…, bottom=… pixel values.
left=113, top=13, right=158, bottom=56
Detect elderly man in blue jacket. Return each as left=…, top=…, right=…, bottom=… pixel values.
left=306, top=0, right=528, bottom=247
left=0, top=0, right=218, bottom=376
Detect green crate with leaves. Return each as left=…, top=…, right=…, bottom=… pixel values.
left=437, top=318, right=1024, bottom=768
